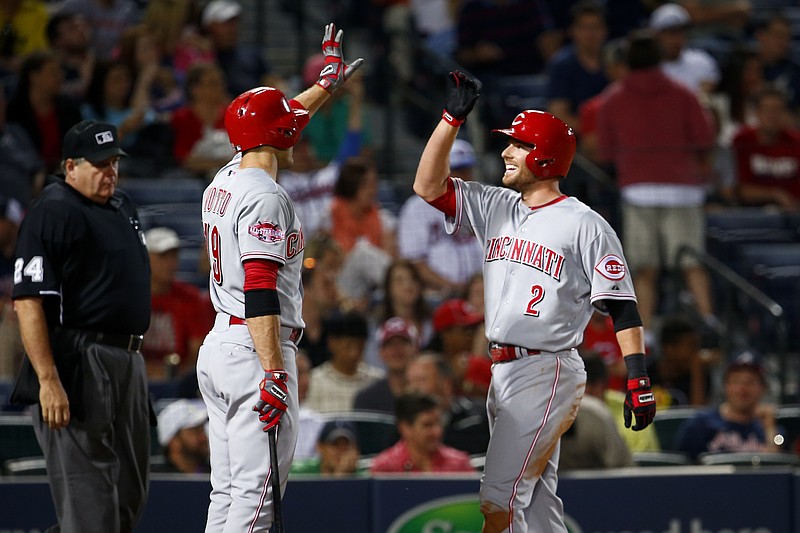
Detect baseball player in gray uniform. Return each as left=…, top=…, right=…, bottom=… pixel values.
left=197, top=24, right=362, bottom=532
left=414, top=71, right=657, bottom=533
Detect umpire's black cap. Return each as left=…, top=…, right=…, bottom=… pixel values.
left=62, top=120, right=128, bottom=164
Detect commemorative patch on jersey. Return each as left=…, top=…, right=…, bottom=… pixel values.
left=595, top=254, right=626, bottom=280
left=249, top=222, right=285, bottom=244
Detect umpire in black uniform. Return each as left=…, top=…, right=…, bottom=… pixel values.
left=10, top=120, right=152, bottom=533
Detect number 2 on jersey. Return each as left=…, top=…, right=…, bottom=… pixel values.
left=524, top=284, right=545, bottom=317
left=205, top=223, right=223, bottom=285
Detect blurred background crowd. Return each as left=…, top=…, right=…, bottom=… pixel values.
left=1, top=0, right=800, bottom=475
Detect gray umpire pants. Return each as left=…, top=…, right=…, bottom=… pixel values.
left=32, top=343, right=151, bottom=533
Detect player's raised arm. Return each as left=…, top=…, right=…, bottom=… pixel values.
left=292, top=23, right=364, bottom=116
left=414, top=71, right=481, bottom=202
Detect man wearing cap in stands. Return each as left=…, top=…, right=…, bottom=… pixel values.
left=650, top=2, right=720, bottom=96
left=674, top=351, right=782, bottom=461
left=291, top=419, right=364, bottom=476
left=201, top=0, right=280, bottom=97
left=155, top=399, right=210, bottom=474
left=354, top=316, right=420, bottom=414
left=427, top=298, right=491, bottom=399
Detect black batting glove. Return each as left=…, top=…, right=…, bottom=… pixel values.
left=442, top=71, right=482, bottom=127
left=623, top=353, right=656, bottom=431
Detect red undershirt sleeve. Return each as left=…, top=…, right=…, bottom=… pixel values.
left=243, top=259, right=279, bottom=291
left=425, top=177, right=457, bottom=218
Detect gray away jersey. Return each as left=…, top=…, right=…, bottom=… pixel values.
left=202, top=158, right=305, bottom=329
left=445, top=178, right=635, bottom=351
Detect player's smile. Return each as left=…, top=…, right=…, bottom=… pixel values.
left=500, top=143, right=531, bottom=187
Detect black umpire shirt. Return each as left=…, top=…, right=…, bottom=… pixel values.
left=13, top=178, right=151, bottom=335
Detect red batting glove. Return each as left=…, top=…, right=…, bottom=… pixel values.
left=253, top=370, right=288, bottom=432
left=316, top=23, right=364, bottom=94
left=623, top=353, right=656, bottom=431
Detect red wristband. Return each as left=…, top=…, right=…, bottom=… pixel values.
left=442, top=110, right=464, bottom=127
left=628, top=377, right=651, bottom=390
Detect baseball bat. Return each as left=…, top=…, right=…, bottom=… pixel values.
left=269, top=427, right=285, bottom=533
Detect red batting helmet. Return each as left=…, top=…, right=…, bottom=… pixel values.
left=225, top=87, right=310, bottom=152
left=492, top=110, right=576, bottom=179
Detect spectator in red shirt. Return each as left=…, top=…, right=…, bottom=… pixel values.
left=143, top=227, right=214, bottom=379
left=371, top=392, right=474, bottom=473
left=732, top=86, right=800, bottom=211
left=597, top=31, right=716, bottom=334
left=578, top=37, right=627, bottom=165
left=169, top=62, right=232, bottom=179
left=580, top=311, right=626, bottom=392
left=7, top=51, right=82, bottom=173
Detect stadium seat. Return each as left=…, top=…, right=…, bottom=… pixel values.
left=2, top=456, right=46, bottom=476
left=140, top=214, right=204, bottom=247
left=632, top=451, right=691, bottom=467
left=139, top=202, right=200, bottom=220
left=652, top=407, right=698, bottom=451
left=176, top=245, right=207, bottom=288
left=0, top=415, right=42, bottom=465
left=705, top=209, right=793, bottom=272
left=178, top=245, right=203, bottom=275
left=776, top=405, right=800, bottom=449
left=148, top=380, right=180, bottom=402
left=120, top=178, right=205, bottom=207
left=323, top=411, right=399, bottom=457
left=738, top=243, right=800, bottom=348
left=0, top=379, right=13, bottom=409
left=4, top=455, right=171, bottom=476
left=698, top=451, right=800, bottom=467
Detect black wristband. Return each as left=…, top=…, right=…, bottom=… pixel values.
left=604, top=299, right=643, bottom=332
left=624, top=353, right=647, bottom=378
left=245, top=288, right=281, bottom=318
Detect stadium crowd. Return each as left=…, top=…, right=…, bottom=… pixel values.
left=0, top=0, right=799, bottom=483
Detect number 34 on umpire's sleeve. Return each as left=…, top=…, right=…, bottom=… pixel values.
left=14, top=256, right=45, bottom=284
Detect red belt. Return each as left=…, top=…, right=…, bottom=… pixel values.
left=228, top=316, right=303, bottom=344
left=489, top=343, right=541, bottom=364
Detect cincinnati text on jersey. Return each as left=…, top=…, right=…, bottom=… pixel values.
left=484, top=235, right=564, bottom=281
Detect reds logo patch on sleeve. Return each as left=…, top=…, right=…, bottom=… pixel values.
left=595, top=254, right=626, bottom=280
left=249, top=222, right=285, bottom=243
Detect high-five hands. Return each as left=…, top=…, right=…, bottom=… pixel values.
left=316, top=23, right=364, bottom=94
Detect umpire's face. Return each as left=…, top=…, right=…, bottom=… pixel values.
left=65, top=155, right=120, bottom=204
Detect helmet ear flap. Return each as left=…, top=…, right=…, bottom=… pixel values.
left=525, top=151, right=559, bottom=178
left=525, top=150, right=537, bottom=175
